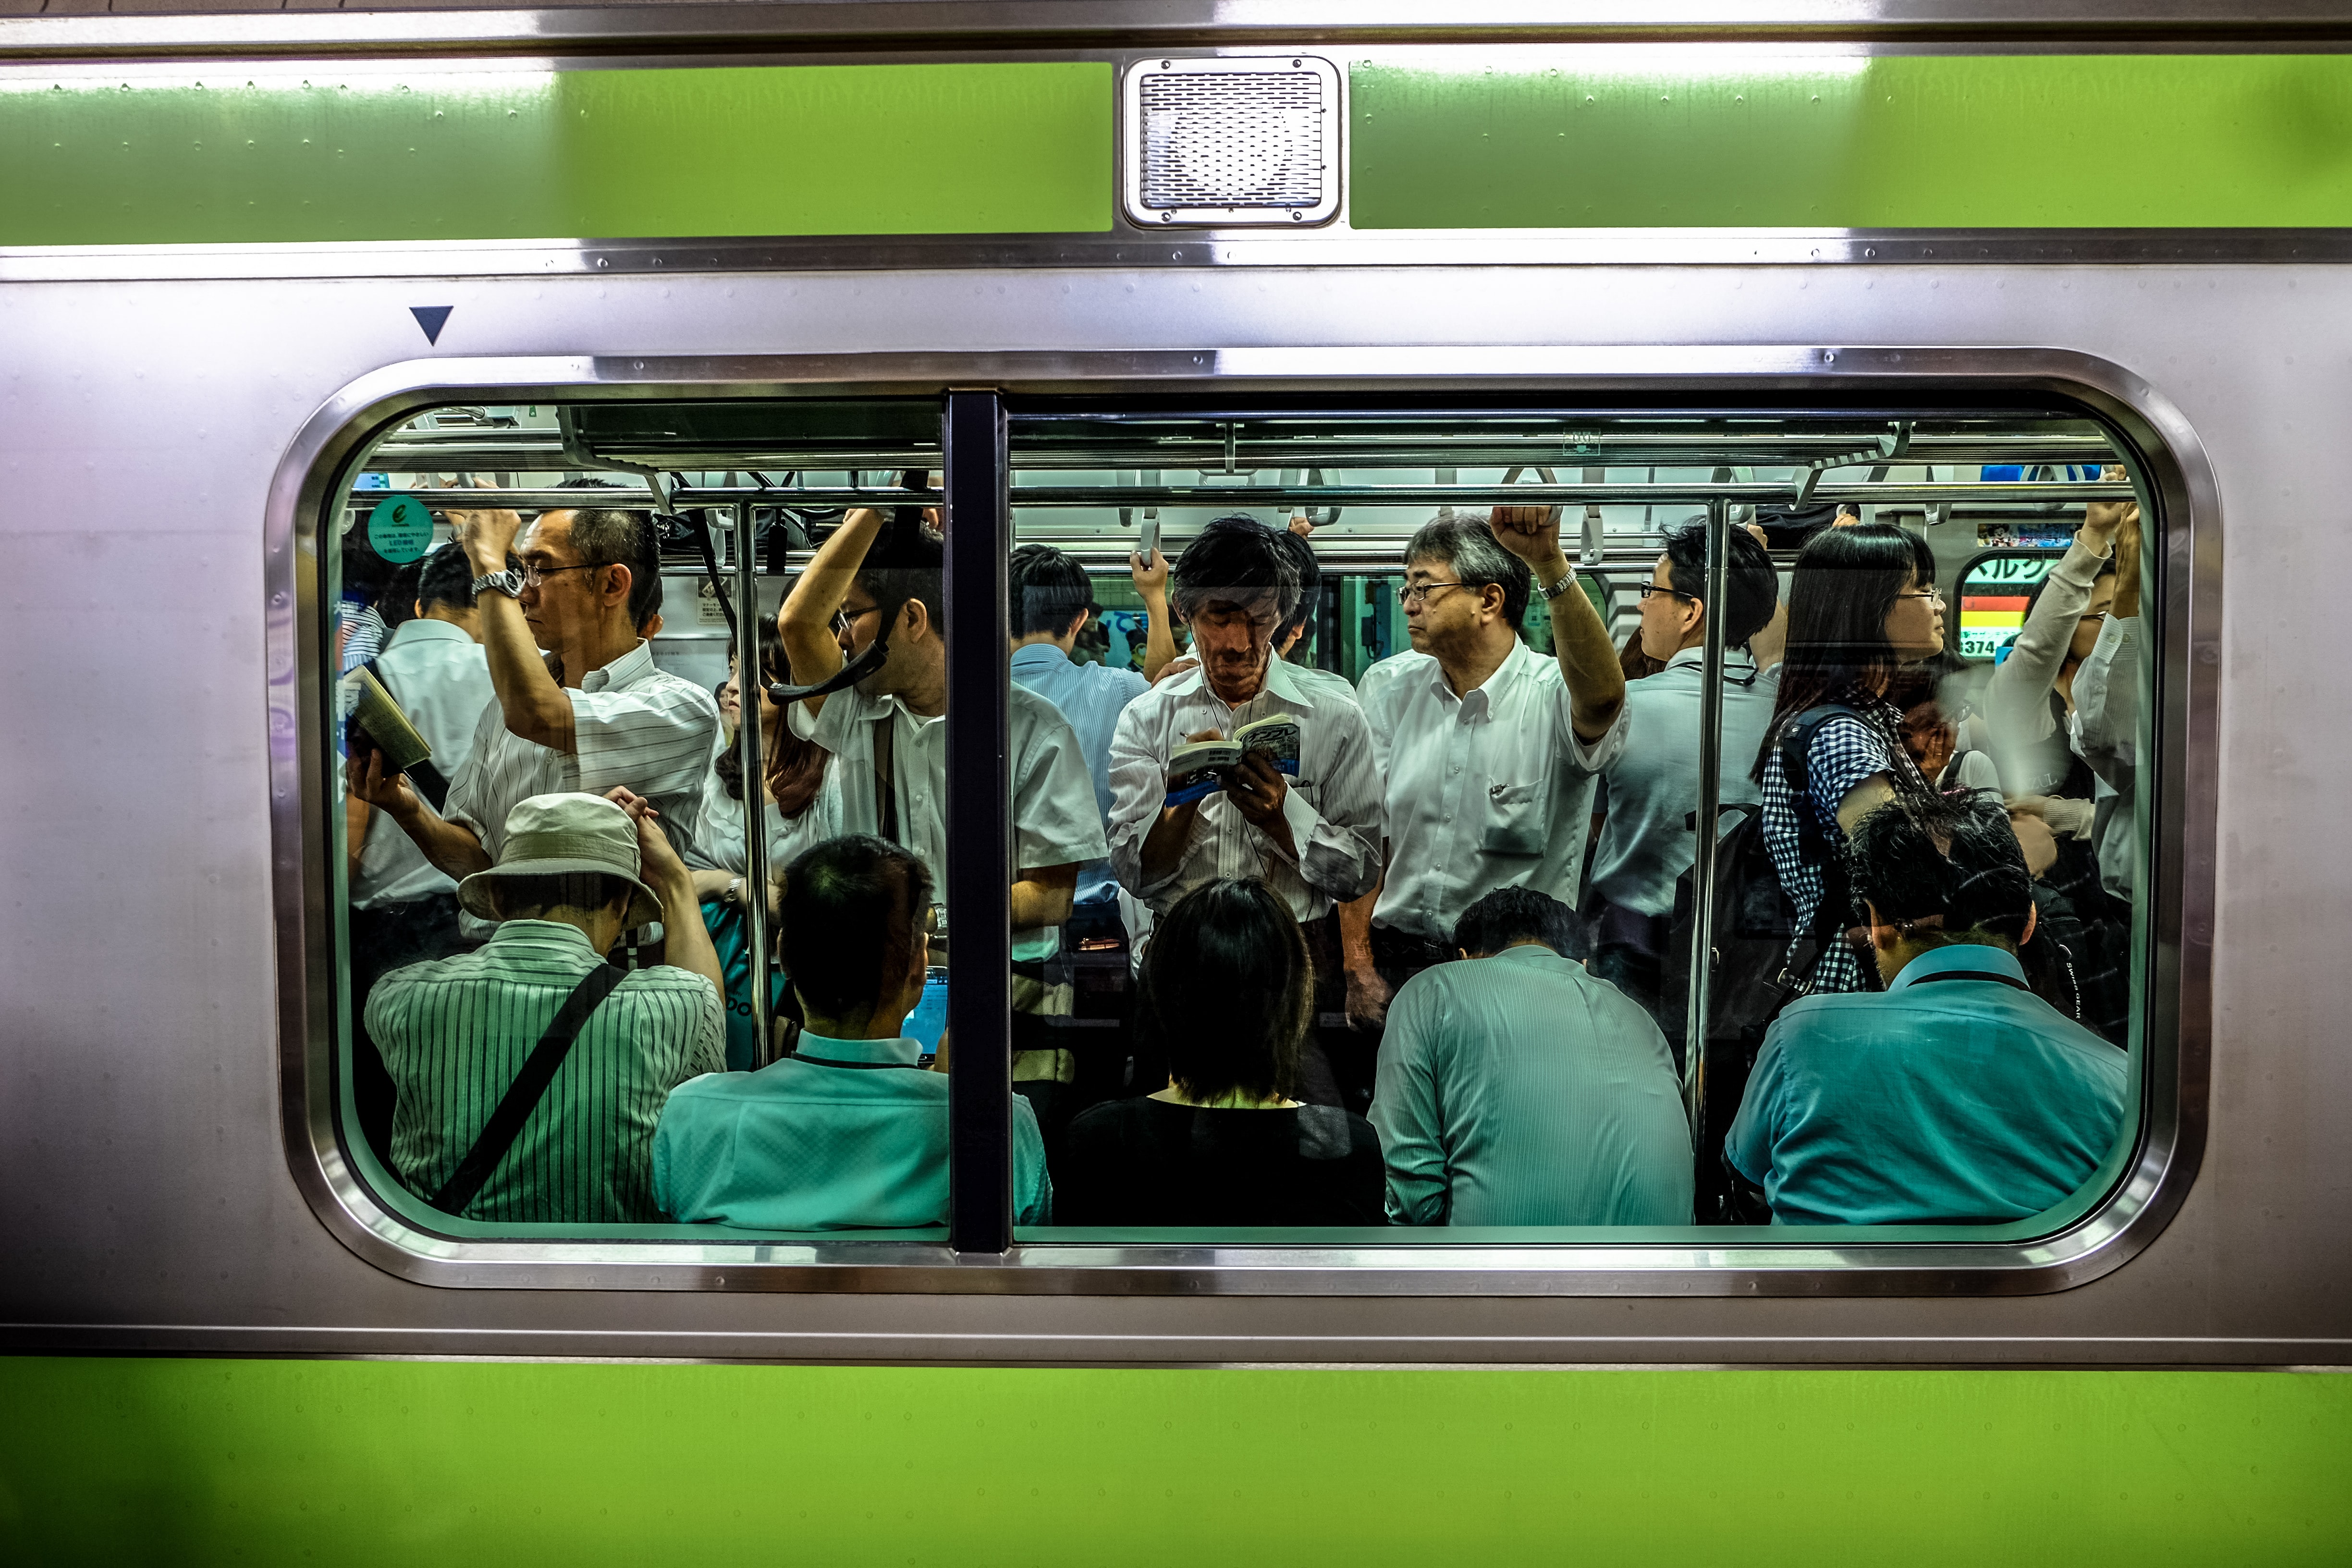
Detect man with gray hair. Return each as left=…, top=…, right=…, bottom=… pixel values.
left=1344, top=505, right=1627, bottom=1028
left=354, top=501, right=723, bottom=901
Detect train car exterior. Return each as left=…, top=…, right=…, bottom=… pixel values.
left=2, top=3, right=2349, bottom=1562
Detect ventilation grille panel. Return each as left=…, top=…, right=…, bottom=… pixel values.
left=1122, top=57, right=1342, bottom=227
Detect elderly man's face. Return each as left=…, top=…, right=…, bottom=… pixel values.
left=1187, top=593, right=1283, bottom=702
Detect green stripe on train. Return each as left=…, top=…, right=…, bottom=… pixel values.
left=1, top=1359, right=2346, bottom=1564
left=1349, top=55, right=2352, bottom=228
left=0, top=63, right=1112, bottom=245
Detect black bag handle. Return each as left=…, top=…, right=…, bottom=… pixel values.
left=429, top=963, right=626, bottom=1215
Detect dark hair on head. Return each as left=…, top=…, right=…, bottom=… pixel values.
left=379, top=556, right=427, bottom=630
left=547, top=490, right=663, bottom=632
left=2021, top=550, right=2119, bottom=624
left=1660, top=521, right=1780, bottom=650
left=777, top=834, right=933, bottom=1027
left=1848, top=789, right=2035, bottom=948
left=485, top=871, right=633, bottom=922
left=1009, top=544, right=1094, bottom=638
left=1753, top=522, right=1941, bottom=781
left=1404, top=515, right=1532, bottom=629
left=856, top=516, right=945, bottom=643
left=1137, top=879, right=1313, bottom=1102
left=416, top=543, right=478, bottom=614
left=1453, top=886, right=1585, bottom=960
left=1170, top=514, right=1301, bottom=625
left=1273, top=529, right=1323, bottom=646
left=710, top=607, right=828, bottom=812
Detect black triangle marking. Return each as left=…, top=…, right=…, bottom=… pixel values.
left=410, top=306, right=453, bottom=345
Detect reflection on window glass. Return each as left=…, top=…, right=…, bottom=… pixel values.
left=1006, top=412, right=2147, bottom=1238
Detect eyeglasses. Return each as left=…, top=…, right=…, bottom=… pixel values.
left=919, top=903, right=946, bottom=938
left=1398, top=580, right=1468, bottom=607
left=1894, top=587, right=1948, bottom=607
left=1637, top=581, right=1699, bottom=603
left=832, top=604, right=884, bottom=637
left=518, top=560, right=615, bottom=588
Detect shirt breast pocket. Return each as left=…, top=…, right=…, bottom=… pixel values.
left=1478, top=776, right=1552, bottom=858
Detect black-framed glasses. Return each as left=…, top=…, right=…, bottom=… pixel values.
left=518, top=560, right=615, bottom=588
left=1398, top=580, right=1468, bottom=606
left=832, top=604, right=884, bottom=637
left=1637, top=580, right=1699, bottom=603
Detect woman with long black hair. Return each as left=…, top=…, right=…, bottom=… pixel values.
left=1752, top=523, right=1948, bottom=994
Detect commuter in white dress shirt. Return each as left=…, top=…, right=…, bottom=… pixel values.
left=1106, top=515, right=1384, bottom=1102
left=1343, top=507, right=1627, bottom=1030
left=1271, top=515, right=1363, bottom=709
left=775, top=497, right=1106, bottom=1134
left=353, top=500, right=724, bottom=925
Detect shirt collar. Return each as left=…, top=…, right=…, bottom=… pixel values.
left=485, top=919, right=601, bottom=955
left=1184, top=654, right=1305, bottom=711
left=1660, top=645, right=1762, bottom=681
left=1483, top=940, right=1572, bottom=971
left=581, top=638, right=655, bottom=693
left=1887, top=943, right=2029, bottom=992
left=1428, top=637, right=1533, bottom=714
left=385, top=617, right=473, bottom=650
left=1009, top=643, right=1072, bottom=673
left=1261, top=651, right=1307, bottom=707
left=793, top=1031, right=922, bottom=1066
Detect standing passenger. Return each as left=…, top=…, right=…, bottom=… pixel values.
left=353, top=503, right=723, bottom=899
left=1104, top=515, right=1385, bottom=1100
left=1370, top=887, right=1692, bottom=1227
left=1752, top=524, right=1946, bottom=995
left=1575, top=521, right=1782, bottom=1018
left=343, top=543, right=498, bottom=1160
left=1343, top=507, right=1626, bottom=1029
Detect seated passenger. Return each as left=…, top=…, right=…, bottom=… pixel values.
left=367, top=791, right=725, bottom=1223
left=654, top=835, right=1051, bottom=1229
left=1058, top=879, right=1384, bottom=1226
left=1724, top=791, right=2128, bottom=1226
left=1369, top=887, right=1692, bottom=1227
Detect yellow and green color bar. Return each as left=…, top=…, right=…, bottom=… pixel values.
left=7, top=55, right=2352, bottom=245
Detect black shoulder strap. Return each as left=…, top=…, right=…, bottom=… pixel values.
left=1773, top=703, right=1868, bottom=992
left=429, top=963, right=627, bottom=1215
left=1908, top=968, right=2032, bottom=992
left=872, top=713, right=900, bottom=846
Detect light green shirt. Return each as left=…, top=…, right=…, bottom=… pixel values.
left=367, top=920, right=724, bottom=1224
left=1370, top=943, right=1694, bottom=1226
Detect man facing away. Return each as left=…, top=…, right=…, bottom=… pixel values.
left=1344, top=506, right=1628, bottom=1029
left=1725, top=790, right=2128, bottom=1226
left=653, top=834, right=1053, bottom=1229
left=1369, top=887, right=1693, bottom=1227
left=1574, top=520, right=1785, bottom=1027
left=367, top=791, right=726, bottom=1223
left=343, top=542, right=498, bottom=1161
left=353, top=501, right=723, bottom=898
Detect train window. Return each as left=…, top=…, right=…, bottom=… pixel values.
left=316, top=390, right=2157, bottom=1263
left=998, top=405, right=2150, bottom=1243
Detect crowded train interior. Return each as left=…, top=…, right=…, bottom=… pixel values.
left=330, top=395, right=2151, bottom=1242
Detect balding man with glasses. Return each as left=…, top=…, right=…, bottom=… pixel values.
left=355, top=503, right=723, bottom=910
left=1343, top=508, right=1627, bottom=1031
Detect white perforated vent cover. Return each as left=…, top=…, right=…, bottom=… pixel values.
left=1121, top=56, right=1342, bottom=227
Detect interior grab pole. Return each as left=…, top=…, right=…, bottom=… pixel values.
left=735, top=500, right=773, bottom=1066
left=1682, top=498, right=1732, bottom=1140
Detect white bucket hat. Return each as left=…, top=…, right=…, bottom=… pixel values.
left=456, top=792, right=664, bottom=929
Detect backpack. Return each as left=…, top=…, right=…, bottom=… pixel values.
left=1658, top=704, right=1865, bottom=1222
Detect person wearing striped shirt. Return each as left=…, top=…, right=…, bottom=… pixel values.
left=1369, top=887, right=1693, bottom=1228
left=353, top=502, right=724, bottom=911
left=367, top=791, right=726, bottom=1224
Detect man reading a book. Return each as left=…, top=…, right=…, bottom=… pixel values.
left=352, top=503, right=723, bottom=911
left=1105, top=515, right=1385, bottom=1101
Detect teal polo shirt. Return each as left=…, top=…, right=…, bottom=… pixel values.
left=1725, top=944, right=2128, bottom=1226
left=651, top=1032, right=1052, bottom=1230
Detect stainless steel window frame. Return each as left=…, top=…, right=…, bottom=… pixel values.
left=271, top=344, right=2213, bottom=1296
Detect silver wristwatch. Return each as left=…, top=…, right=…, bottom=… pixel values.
left=1535, top=571, right=1579, bottom=601
left=471, top=567, right=524, bottom=600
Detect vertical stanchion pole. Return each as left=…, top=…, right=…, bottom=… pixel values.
left=735, top=501, right=773, bottom=1065
left=944, top=391, right=1013, bottom=1255
left=1683, top=499, right=1732, bottom=1139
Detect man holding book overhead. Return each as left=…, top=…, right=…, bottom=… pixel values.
left=1106, top=516, right=1385, bottom=1100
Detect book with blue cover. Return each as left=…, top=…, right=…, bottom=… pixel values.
left=1163, top=713, right=1301, bottom=806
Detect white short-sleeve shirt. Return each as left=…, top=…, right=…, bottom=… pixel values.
left=346, top=618, right=497, bottom=909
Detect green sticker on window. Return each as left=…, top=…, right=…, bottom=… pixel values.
left=367, top=495, right=434, bottom=563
